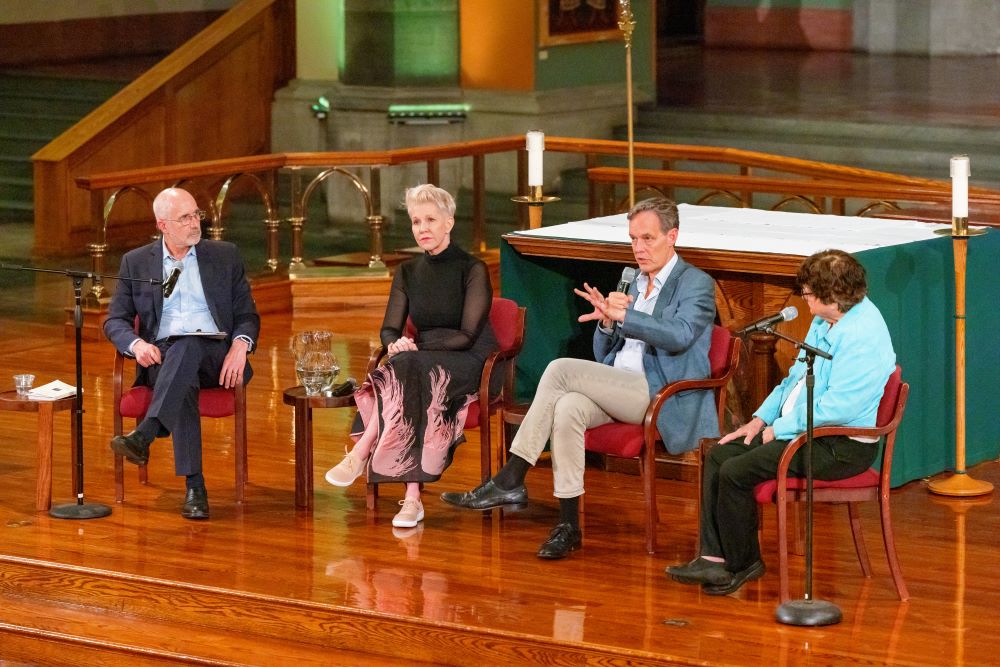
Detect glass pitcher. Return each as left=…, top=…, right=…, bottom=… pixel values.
left=290, top=331, right=339, bottom=395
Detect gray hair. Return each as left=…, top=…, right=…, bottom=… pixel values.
left=404, top=184, right=456, bottom=218
left=626, top=197, right=679, bottom=233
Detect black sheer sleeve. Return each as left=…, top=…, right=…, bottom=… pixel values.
left=379, top=269, right=409, bottom=347
left=418, top=260, right=492, bottom=351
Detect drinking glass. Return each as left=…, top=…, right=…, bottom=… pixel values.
left=14, top=373, right=34, bottom=397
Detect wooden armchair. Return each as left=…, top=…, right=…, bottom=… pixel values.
left=583, top=325, right=741, bottom=553
left=753, top=365, right=910, bottom=601
left=112, top=334, right=248, bottom=503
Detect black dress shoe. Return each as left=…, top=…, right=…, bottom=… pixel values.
left=440, top=480, right=528, bottom=511
left=702, top=559, right=766, bottom=596
left=666, top=557, right=730, bottom=586
left=536, top=523, right=583, bottom=560
left=110, top=430, right=152, bottom=465
left=181, top=486, right=210, bottom=520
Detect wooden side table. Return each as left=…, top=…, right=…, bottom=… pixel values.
left=282, top=386, right=355, bottom=509
left=0, top=390, right=78, bottom=511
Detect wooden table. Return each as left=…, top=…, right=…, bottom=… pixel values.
left=0, top=390, right=78, bottom=511
left=282, top=386, right=355, bottom=509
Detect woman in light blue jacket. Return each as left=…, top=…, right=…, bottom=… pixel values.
left=667, top=249, right=895, bottom=596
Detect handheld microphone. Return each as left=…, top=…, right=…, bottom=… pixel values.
left=738, top=306, right=798, bottom=335
left=162, top=267, right=182, bottom=298
left=612, top=267, right=637, bottom=335
left=616, top=266, right=637, bottom=294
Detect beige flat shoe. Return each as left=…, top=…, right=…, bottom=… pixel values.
left=391, top=498, right=425, bottom=528
left=324, top=450, right=366, bottom=487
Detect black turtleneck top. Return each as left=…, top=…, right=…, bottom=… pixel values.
left=380, top=243, right=494, bottom=354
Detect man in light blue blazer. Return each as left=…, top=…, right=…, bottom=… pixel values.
left=443, top=198, right=717, bottom=558
left=104, top=188, right=260, bottom=520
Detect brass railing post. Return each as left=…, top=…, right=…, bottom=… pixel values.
left=86, top=189, right=109, bottom=307
left=366, top=214, right=386, bottom=270
left=368, top=167, right=385, bottom=269
left=287, top=166, right=306, bottom=272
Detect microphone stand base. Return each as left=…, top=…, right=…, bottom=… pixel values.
left=50, top=501, right=113, bottom=520
left=775, top=598, right=842, bottom=626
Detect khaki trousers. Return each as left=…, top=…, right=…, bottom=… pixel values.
left=509, top=357, right=650, bottom=498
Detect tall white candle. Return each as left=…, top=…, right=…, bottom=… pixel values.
left=951, top=155, right=970, bottom=219
left=526, top=130, right=544, bottom=187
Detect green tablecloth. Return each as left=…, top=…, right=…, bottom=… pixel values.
left=500, top=232, right=1000, bottom=487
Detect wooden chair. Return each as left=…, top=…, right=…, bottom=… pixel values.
left=753, top=365, right=910, bottom=602
left=363, top=297, right=526, bottom=510
left=583, top=325, right=741, bottom=553
left=112, top=336, right=248, bottom=503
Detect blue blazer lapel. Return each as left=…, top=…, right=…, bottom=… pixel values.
left=652, top=256, right=688, bottom=317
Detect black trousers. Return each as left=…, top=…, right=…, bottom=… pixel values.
left=699, top=433, right=878, bottom=573
left=142, top=336, right=251, bottom=477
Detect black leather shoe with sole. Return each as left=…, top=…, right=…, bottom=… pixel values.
left=110, top=430, right=152, bottom=465
left=440, top=480, right=528, bottom=511
left=536, top=523, right=582, bottom=560
left=181, top=486, right=210, bottom=520
left=702, top=560, right=766, bottom=596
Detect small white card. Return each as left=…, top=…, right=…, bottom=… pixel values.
left=28, top=379, right=77, bottom=401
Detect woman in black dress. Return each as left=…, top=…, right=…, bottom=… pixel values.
left=325, top=184, right=497, bottom=529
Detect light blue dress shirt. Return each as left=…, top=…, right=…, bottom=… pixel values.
left=157, top=243, right=219, bottom=340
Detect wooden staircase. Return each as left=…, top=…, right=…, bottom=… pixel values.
left=0, top=73, right=124, bottom=221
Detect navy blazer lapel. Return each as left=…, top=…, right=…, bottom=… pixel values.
left=151, top=242, right=165, bottom=325
left=196, top=243, right=223, bottom=328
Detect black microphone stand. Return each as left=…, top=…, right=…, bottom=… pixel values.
left=764, top=326, right=841, bottom=627
left=1, top=263, right=159, bottom=519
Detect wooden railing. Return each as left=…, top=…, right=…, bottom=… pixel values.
left=32, top=0, right=294, bottom=258
left=589, top=166, right=1000, bottom=217
left=74, top=136, right=1000, bottom=306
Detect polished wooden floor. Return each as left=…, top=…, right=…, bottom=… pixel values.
left=0, top=275, right=998, bottom=666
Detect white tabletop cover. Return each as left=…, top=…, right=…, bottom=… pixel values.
left=510, top=204, right=954, bottom=256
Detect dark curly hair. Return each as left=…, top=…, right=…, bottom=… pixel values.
left=796, top=249, right=867, bottom=313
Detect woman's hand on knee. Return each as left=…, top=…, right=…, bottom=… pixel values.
left=719, top=417, right=766, bottom=445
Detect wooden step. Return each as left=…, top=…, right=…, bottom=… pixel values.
left=0, top=554, right=674, bottom=666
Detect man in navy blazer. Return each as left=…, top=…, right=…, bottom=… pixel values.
left=443, top=198, right=717, bottom=558
left=104, top=187, right=260, bottom=520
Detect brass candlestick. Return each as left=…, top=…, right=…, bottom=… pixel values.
left=929, top=217, right=991, bottom=497
left=512, top=185, right=559, bottom=230
left=619, top=0, right=636, bottom=209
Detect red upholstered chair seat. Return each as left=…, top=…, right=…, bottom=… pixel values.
left=119, top=385, right=239, bottom=420
left=583, top=422, right=645, bottom=459
left=753, top=468, right=880, bottom=503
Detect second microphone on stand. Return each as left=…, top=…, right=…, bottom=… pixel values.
left=738, top=306, right=797, bottom=335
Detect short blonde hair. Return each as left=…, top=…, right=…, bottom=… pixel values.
left=404, top=184, right=456, bottom=218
